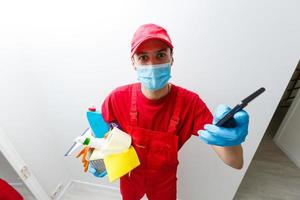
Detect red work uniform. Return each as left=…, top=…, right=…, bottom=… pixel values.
left=102, top=82, right=213, bottom=200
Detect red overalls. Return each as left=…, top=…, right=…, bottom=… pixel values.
left=120, top=84, right=185, bottom=200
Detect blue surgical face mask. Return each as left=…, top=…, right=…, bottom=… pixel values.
left=136, top=62, right=171, bottom=91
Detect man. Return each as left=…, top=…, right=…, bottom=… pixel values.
left=89, top=24, right=249, bottom=200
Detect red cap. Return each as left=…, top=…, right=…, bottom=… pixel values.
left=130, top=23, right=173, bottom=57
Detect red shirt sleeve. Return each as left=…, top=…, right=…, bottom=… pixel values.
left=191, top=96, right=213, bottom=136
left=101, top=91, right=117, bottom=124
left=177, top=92, right=213, bottom=149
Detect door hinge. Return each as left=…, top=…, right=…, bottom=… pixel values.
left=20, top=165, right=31, bottom=180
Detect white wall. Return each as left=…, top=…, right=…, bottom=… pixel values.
left=0, top=0, right=299, bottom=199
left=274, top=86, right=300, bottom=168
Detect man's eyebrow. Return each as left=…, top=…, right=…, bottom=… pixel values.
left=136, top=52, right=148, bottom=55
left=136, top=48, right=168, bottom=55
left=156, top=48, right=168, bottom=53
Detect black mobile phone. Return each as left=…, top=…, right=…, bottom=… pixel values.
left=216, top=87, right=266, bottom=128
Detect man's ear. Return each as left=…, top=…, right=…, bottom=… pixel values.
left=170, top=49, right=174, bottom=66
left=131, top=57, right=136, bottom=70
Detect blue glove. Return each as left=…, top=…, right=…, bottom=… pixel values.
left=88, top=164, right=107, bottom=178
left=198, top=104, right=249, bottom=146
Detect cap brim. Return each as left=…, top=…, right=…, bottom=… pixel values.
left=131, top=36, right=173, bottom=57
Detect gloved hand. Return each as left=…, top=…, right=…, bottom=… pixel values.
left=88, top=164, right=107, bottom=178
left=198, top=104, right=249, bottom=146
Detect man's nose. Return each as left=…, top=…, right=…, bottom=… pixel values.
left=147, top=55, right=158, bottom=65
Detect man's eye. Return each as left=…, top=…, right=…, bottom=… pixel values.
left=138, top=55, right=148, bottom=61
left=157, top=53, right=166, bottom=58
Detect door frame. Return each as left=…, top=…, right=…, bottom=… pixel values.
left=0, top=127, right=50, bottom=200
